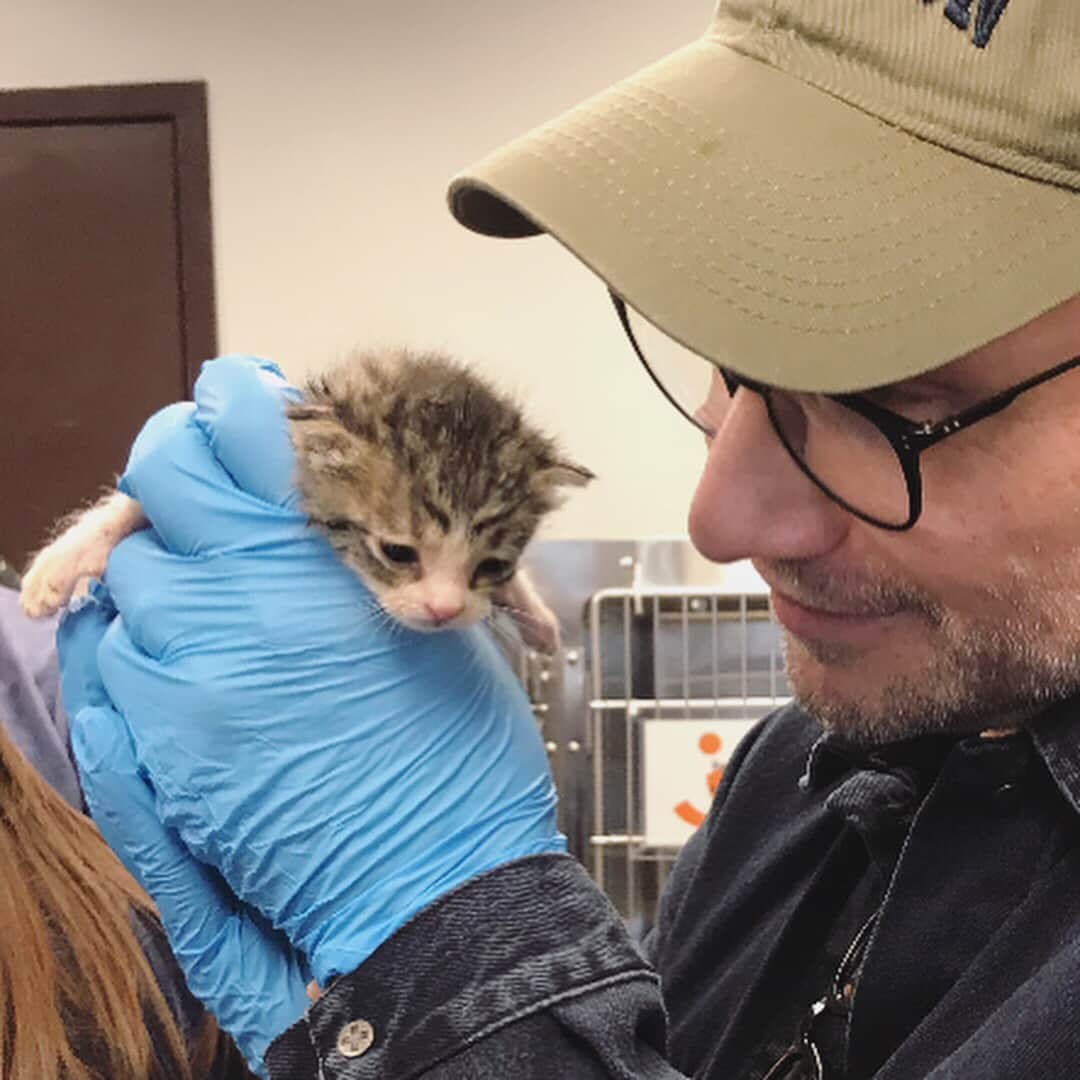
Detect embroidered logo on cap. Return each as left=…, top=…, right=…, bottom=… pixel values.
left=926, top=0, right=1013, bottom=47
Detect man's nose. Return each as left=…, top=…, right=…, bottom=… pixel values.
left=688, top=388, right=849, bottom=565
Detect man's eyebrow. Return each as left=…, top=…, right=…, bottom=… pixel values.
left=883, top=358, right=988, bottom=394
left=855, top=370, right=957, bottom=396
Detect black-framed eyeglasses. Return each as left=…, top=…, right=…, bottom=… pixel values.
left=759, top=910, right=880, bottom=1080
left=611, top=291, right=1080, bottom=531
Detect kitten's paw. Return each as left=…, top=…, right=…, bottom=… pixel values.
left=21, top=492, right=146, bottom=618
left=513, top=601, right=562, bottom=656
left=20, top=536, right=108, bottom=618
left=19, top=559, right=73, bottom=618
left=493, top=572, right=563, bottom=655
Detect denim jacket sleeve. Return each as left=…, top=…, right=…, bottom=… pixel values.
left=264, top=854, right=689, bottom=1079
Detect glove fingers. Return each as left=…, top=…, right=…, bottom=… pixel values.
left=122, top=404, right=306, bottom=557
left=72, top=704, right=311, bottom=1077
left=56, top=583, right=117, bottom=718
left=193, top=356, right=305, bottom=507
left=71, top=704, right=235, bottom=936
left=102, top=531, right=257, bottom=660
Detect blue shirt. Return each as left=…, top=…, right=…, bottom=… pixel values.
left=0, top=586, right=83, bottom=808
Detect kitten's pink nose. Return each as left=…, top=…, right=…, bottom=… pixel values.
left=425, top=600, right=464, bottom=625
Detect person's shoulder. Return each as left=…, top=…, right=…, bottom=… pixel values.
left=129, top=905, right=206, bottom=1042
left=130, top=905, right=258, bottom=1079
left=0, top=588, right=85, bottom=809
left=0, top=585, right=60, bottom=672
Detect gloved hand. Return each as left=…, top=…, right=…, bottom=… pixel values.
left=58, top=356, right=565, bottom=1068
left=60, top=584, right=311, bottom=1076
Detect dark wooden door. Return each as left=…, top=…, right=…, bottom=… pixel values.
left=1, top=82, right=216, bottom=573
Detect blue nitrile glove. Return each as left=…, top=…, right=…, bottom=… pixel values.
left=58, top=358, right=565, bottom=1024
left=60, top=588, right=310, bottom=1077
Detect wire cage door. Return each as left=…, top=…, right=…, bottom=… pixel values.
left=587, top=588, right=790, bottom=929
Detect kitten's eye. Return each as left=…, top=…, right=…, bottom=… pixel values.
left=380, top=542, right=419, bottom=565
left=325, top=518, right=355, bottom=531
left=474, top=557, right=514, bottom=583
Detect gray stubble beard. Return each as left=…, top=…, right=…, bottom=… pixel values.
left=786, top=609, right=1080, bottom=746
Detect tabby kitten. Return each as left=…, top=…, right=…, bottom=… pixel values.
left=20, top=349, right=593, bottom=652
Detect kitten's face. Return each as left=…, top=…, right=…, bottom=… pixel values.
left=320, top=509, right=522, bottom=633
left=287, top=351, right=592, bottom=633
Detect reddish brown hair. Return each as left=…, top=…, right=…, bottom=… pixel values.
left=0, top=720, right=204, bottom=1078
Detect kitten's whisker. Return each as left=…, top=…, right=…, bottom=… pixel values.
left=357, top=596, right=406, bottom=637
left=364, top=603, right=395, bottom=629
left=491, top=602, right=548, bottom=629
left=366, top=603, right=391, bottom=626
left=491, top=601, right=528, bottom=616
left=376, top=607, right=405, bottom=637
left=483, top=611, right=533, bottom=648
left=483, top=615, right=521, bottom=649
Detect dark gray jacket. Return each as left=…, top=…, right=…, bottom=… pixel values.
left=268, top=700, right=1080, bottom=1078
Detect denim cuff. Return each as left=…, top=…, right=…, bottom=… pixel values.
left=265, top=854, right=657, bottom=1079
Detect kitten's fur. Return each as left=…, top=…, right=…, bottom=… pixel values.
left=20, top=349, right=593, bottom=652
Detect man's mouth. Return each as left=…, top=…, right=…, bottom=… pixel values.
left=772, top=585, right=894, bottom=618
left=752, top=559, right=922, bottom=646
left=769, top=586, right=907, bottom=644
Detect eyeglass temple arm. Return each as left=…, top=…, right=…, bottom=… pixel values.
left=609, top=291, right=723, bottom=431
left=901, top=352, right=1080, bottom=451
left=612, top=289, right=1080, bottom=456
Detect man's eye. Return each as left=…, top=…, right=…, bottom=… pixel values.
left=474, top=557, right=513, bottom=582
left=380, top=542, right=419, bottom=565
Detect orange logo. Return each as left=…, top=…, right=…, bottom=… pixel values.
left=673, top=731, right=725, bottom=828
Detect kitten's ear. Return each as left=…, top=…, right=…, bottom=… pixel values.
left=538, top=460, right=595, bottom=489
left=287, top=405, right=361, bottom=475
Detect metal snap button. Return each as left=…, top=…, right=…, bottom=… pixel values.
left=336, top=1019, right=375, bottom=1058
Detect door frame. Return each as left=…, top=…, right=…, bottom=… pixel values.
left=0, top=81, right=217, bottom=389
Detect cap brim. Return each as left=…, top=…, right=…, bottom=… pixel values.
left=449, top=38, right=1080, bottom=392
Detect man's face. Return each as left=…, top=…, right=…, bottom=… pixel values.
left=689, top=292, right=1080, bottom=743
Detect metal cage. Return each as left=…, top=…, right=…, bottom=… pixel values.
left=517, top=540, right=790, bottom=928
left=586, top=587, right=789, bottom=927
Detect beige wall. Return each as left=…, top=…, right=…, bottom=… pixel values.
left=1, top=1, right=714, bottom=541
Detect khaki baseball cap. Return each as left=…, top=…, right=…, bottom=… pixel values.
left=448, top=1, right=1080, bottom=392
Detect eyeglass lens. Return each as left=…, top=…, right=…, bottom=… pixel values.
left=765, top=391, right=910, bottom=528
left=621, top=303, right=912, bottom=528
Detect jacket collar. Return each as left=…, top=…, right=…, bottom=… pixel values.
left=800, top=695, right=1080, bottom=820
left=1029, top=696, right=1080, bottom=818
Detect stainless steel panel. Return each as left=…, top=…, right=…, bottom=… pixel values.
left=514, top=538, right=790, bottom=927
